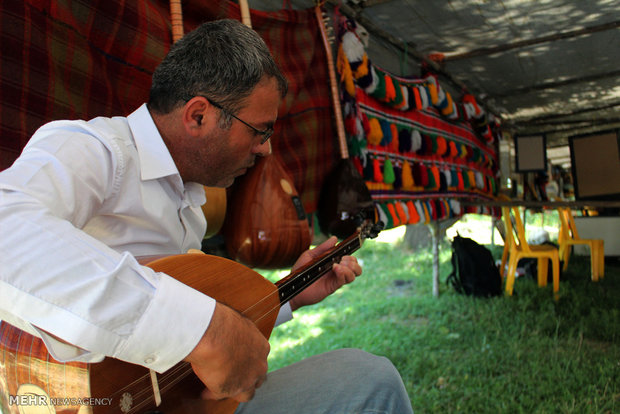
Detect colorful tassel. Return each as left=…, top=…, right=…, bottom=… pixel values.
left=450, top=169, right=459, bottom=190
left=349, top=136, right=366, bottom=157
left=462, top=169, right=471, bottom=189
left=379, top=119, right=392, bottom=146
left=448, top=140, right=458, bottom=158
left=450, top=199, right=461, bottom=216
left=337, top=45, right=356, bottom=97
left=402, top=160, right=414, bottom=189
left=412, top=86, right=423, bottom=110
left=399, top=128, right=412, bottom=153
left=442, top=169, right=452, bottom=189
left=459, top=143, right=468, bottom=159
left=411, top=130, right=422, bottom=152
left=396, top=202, right=408, bottom=224
left=376, top=203, right=390, bottom=229
left=384, top=203, right=395, bottom=229
left=368, top=70, right=386, bottom=100
left=438, top=199, right=447, bottom=219
left=393, top=164, right=402, bottom=189
left=440, top=92, right=454, bottom=115
left=364, top=66, right=380, bottom=94
left=430, top=135, right=439, bottom=155
left=438, top=167, right=448, bottom=191
left=354, top=117, right=365, bottom=140
left=422, top=201, right=431, bottom=224
left=475, top=171, right=484, bottom=190
left=447, top=102, right=459, bottom=120
left=357, top=61, right=374, bottom=88
left=427, top=83, right=439, bottom=105
left=341, top=31, right=365, bottom=62
left=390, top=123, right=399, bottom=152
left=435, top=135, right=446, bottom=156
left=345, top=116, right=357, bottom=136
left=415, top=201, right=425, bottom=224
left=352, top=157, right=364, bottom=177
left=383, top=158, right=395, bottom=184
left=417, top=134, right=427, bottom=154
left=407, top=200, right=419, bottom=224
left=387, top=203, right=400, bottom=227
left=467, top=170, right=476, bottom=189
left=457, top=170, right=465, bottom=191
left=373, top=158, right=384, bottom=183
left=419, top=85, right=430, bottom=109
left=367, top=118, right=383, bottom=146
left=353, top=54, right=369, bottom=79
left=442, top=200, right=451, bottom=218
left=463, top=101, right=476, bottom=120
left=361, top=113, right=370, bottom=135
left=395, top=85, right=409, bottom=110
left=435, top=86, right=448, bottom=109
left=384, top=75, right=396, bottom=102
left=391, top=79, right=404, bottom=107
left=412, top=163, right=424, bottom=187
left=462, top=94, right=482, bottom=118
left=423, top=134, right=434, bottom=155
left=426, top=165, right=437, bottom=190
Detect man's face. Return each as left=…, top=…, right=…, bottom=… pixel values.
left=191, top=77, right=280, bottom=187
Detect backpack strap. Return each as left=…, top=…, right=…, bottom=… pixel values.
left=446, top=248, right=464, bottom=294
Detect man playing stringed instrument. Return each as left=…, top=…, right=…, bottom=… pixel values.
left=0, top=19, right=413, bottom=414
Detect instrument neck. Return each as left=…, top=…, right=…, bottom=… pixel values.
left=275, top=232, right=362, bottom=305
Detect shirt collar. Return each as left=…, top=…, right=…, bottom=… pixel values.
left=127, top=103, right=179, bottom=181
left=127, top=104, right=206, bottom=207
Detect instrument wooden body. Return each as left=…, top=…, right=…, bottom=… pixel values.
left=0, top=255, right=278, bottom=414
left=202, top=186, right=228, bottom=238
left=224, top=155, right=311, bottom=269
left=0, top=226, right=379, bottom=414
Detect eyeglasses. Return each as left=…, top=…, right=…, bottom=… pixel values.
left=199, top=96, right=274, bottom=145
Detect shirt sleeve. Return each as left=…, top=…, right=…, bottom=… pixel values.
left=0, top=125, right=215, bottom=373
left=275, top=302, right=293, bottom=326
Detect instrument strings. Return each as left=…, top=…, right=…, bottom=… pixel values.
left=129, top=232, right=363, bottom=405
left=241, top=233, right=360, bottom=324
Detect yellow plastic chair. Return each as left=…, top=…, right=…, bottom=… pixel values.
left=501, top=204, right=560, bottom=296
left=557, top=207, right=604, bottom=281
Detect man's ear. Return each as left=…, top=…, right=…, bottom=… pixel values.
left=182, top=97, right=211, bottom=136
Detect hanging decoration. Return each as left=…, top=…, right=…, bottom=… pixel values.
left=336, top=15, right=501, bottom=230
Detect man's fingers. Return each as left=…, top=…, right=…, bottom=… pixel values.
left=308, top=236, right=338, bottom=258
left=340, top=256, right=362, bottom=276
left=333, top=256, right=362, bottom=285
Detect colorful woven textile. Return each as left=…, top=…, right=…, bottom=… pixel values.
left=337, top=16, right=501, bottom=228
left=0, top=0, right=336, bottom=213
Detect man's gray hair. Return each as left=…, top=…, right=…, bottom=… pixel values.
left=148, top=19, right=288, bottom=114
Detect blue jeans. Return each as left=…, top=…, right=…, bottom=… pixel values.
left=235, top=348, right=413, bottom=414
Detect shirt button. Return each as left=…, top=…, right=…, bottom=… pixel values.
left=144, top=355, right=157, bottom=364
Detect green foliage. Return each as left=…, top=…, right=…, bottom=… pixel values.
left=259, top=234, right=620, bottom=414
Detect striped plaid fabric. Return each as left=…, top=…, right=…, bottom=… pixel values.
left=0, top=0, right=336, bottom=213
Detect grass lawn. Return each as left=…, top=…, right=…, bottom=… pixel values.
left=258, top=214, right=620, bottom=413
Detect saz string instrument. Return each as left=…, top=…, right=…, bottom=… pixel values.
left=0, top=219, right=382, bottom=414
left=315, top=6, right=375, bottom=239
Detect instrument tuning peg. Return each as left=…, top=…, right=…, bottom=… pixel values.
left=369, top=221, right=384, bottom=238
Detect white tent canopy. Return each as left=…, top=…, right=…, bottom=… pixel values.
left=255, top=0, right=620, bottom=158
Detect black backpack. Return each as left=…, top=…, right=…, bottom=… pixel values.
left=446, top=235, right=502, bottom=297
